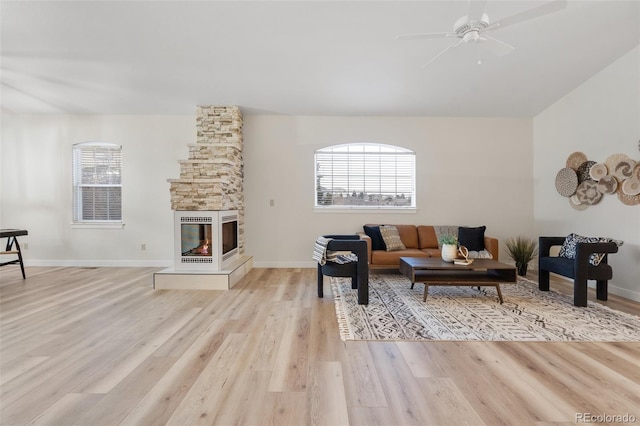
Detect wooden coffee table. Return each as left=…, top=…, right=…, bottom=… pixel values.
left=399, top=257, right=517, bottom=303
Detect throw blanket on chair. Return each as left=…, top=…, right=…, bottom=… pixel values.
left=327, top=251, right=358, bottom=264
left=313, top=237, right=358, bottom=266
left=313, top=236, right=332, bottom=265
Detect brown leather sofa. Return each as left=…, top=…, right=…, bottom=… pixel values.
left=357, top=225, right=499, bottom=270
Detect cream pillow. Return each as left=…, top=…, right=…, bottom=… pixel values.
left=379, top=225, right=406, bottom=251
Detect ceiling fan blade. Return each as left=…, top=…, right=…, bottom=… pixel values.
left=479, top=35, right=515, bottom=56
left=422, top=39, right=464, bottom=68
left=486, top=0, right=567, bottom=32
left=396, top=32, right=458, bottom=41
left=467, top=0, right=488, bottom=23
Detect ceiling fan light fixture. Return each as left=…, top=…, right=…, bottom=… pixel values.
left=463, top=30, right=481, bottom=43
left=397, top=0, right=568, bottom=67
left=453, top=13, right=490, bottom=35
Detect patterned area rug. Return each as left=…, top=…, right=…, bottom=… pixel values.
left=330, top=274, right=640, bottom=341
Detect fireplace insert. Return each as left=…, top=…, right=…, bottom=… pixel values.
left=174, top=210, right=239, bottom=270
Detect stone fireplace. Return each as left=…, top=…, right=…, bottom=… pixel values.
left=154, top=106, right=252, bottom=290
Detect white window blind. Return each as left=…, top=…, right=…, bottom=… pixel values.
left=72, top=142, right=122, bottom=222
left=315, top=143, right=415, bottom=208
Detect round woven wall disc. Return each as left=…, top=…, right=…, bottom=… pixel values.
left=555, top=167, right=578, bottom=197
left=569, top=196, right=588, bottom=211
left=622, top=177, right=640, bottom=196
left=617, top=188, right=640, bottom=206
left=577, top=161, right=596, bottom=183
left=613, top=159, right=637, bottom=181
left=589, top=163, right=607, bottom=181
left=575, top=180, right=603, bottom=205
left=605, top=153, right=631, bottom=175
left=597, top=175, right=618, bottom=194
left=566, top=152, right=587, bottom=170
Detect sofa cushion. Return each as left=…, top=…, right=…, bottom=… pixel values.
left=363, top=225, right=386, bottom=251
left=539, top=256, right=576, bottom=278
left=458, top=226, right=486, bottom=252
left=372, top=248, right=428, bottom=265
left=380, top=225, right=406, bottom=251
left=420, top=248, right=441, bottom=257
left=394, top=224, right=419, bottom=248
left=417, top=226, right=439, bottom=249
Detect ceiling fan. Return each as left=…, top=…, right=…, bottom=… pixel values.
left=397, top=0, right=567, bottom=67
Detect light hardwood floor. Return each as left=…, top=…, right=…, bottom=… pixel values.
left=1, top=266, right=638, bottom=426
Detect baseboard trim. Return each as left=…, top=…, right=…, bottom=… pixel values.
left=253, top=261, right=316, bottom=268
left=24, top=260, right=172, bottom=267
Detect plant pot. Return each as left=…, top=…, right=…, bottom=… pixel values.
left=516, top=262, right=528, bottom=276
left=441, top=244, right=458, bottom=262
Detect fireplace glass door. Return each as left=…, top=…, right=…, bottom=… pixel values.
left=222, top=221, right=238, bottom=255
left=181, top=224, right=213, bottom=257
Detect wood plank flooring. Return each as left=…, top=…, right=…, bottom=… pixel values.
left=1, top=266, right=638, bottom=425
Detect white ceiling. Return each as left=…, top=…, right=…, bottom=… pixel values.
left=1, top=0, right=638, bottom=117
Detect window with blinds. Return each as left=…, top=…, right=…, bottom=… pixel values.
left=72, top=142, right=122, bottom=222
left=315, top=143, right=415, bottom=209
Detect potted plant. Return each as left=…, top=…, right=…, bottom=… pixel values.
left=504, top=236, right=538, bottom=276
left=439, top=235, right=458, bottom=262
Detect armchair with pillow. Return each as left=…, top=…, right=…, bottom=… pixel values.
left=315, top=234, right=369, bottom=305
left=538, top=234, right=622, bottom=307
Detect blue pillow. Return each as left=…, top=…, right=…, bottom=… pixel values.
left=363, top=225, right=386, bottom=251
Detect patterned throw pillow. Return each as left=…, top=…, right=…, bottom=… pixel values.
left=558, top=233, right=596, bottom=259
left=379, top=225, right=406, bottom=252
left=559, top=233, right=623, bottom=266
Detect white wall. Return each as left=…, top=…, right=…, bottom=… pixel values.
left=1, top=115, right=193, bottom=266
left=243, top=115, right=533, bottom=267
left=533, top=45, right=640, bottom=301
left=1, top=114, right=533, bottom=268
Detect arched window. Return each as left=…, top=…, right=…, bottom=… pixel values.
left=315, top=143, right=415, bottom=209
left=72, top=142, right=122, bottom=222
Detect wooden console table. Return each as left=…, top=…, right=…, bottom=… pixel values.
left=1, top=229, right=28, bottom=279
left=399, top=257, right=517, bottom=303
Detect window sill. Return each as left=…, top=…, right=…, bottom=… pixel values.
left=71, top=222, right=125, bottom=229
left=314, top=207, right=417, bottom=214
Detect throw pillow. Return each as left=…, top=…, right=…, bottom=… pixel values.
left=559, top=233, right=587, bottom=259
left=558, top=233, right=599, bottom=259
left=559, top=233, right=623, bottom=266
left=363, top=225, right=386, bottom=251
left=379, top=225, right=406, bottom=251
left=458, top=226, right=486, bottom=252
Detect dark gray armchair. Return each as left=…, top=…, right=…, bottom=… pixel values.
left=317, top=235, right=369, bottom=305
left=538, top=236, right=619, bottom=307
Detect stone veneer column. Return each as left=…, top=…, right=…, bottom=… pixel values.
left=168, top=105, right=244, bottom=254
